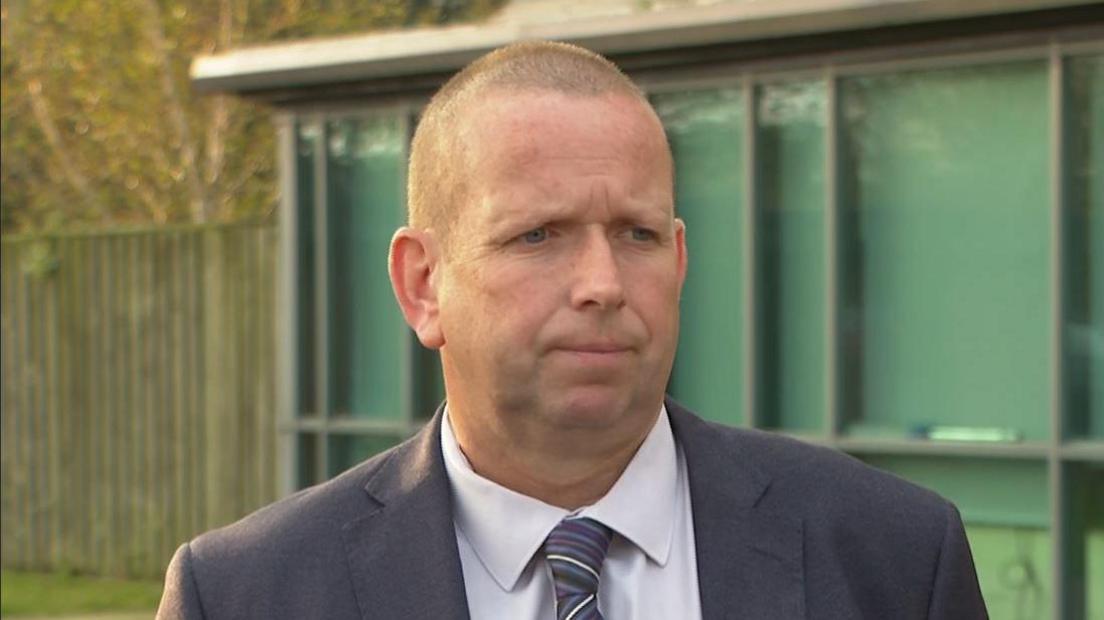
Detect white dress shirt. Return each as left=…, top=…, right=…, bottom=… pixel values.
left=441, top=405, right=703, bottom=619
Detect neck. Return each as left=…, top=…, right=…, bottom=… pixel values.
left=447, top=406, right=658, bottom=510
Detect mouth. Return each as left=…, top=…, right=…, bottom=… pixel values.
left=547, top=342, right=636, bottom=375
left=550, top=347, right=635, bottom=372
left=555, top=342, right=633, bottom=354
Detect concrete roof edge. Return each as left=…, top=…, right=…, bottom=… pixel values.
left=190, top=0, right=1091, bottom=94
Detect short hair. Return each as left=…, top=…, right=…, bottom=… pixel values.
left=407, top=41, right=652, bottom=245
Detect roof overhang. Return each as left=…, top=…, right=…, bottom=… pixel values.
left=191, top=0, right=1100, bottom=99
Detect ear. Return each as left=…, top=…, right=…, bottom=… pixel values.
left=389, top=227, right=445, bottom=349
left=674, top=217, right=688, bottom=293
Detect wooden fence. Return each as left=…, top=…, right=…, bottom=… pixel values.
left=1, top=223, right=280, bottom=578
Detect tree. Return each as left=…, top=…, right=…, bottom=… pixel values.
left=0, top=0, right=503, bottom=233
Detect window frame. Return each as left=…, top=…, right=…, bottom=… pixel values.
left=276, top=28, right=1104, bottom=619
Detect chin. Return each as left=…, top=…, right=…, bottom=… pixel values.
left=544, top=385, right=647, bottom=429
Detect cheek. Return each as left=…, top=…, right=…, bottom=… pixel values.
left=448, top=266, right=557, bottom=343
left=436, top=273, right=489, bottom=347
left=493, top=277, right=559, bottom=339
left=626, top=265, right=683, bottom=334
left=638, top=288, right=680, bottom=331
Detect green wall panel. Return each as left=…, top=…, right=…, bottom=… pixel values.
left=860, top=455, right=1049, bottom=527
left=1089, top=529, right=1104, bottom=620
left=965, top=524, right=1052, bottom=620
left=326, top=116, right=406, bottom=419
left=864, top=456, right=1055, bottom=617
left=1065, top=54, right=1104, bottom=440
left=1069, top=463, right=1104, bottom=619
left=840, top=61, right=1052, bottom=440
left=755, top=80, right=827, bottom=432
left=655, top=88, right=746, bottom=426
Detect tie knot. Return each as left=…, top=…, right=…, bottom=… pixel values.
left=543, top=516, right=613, bottom=619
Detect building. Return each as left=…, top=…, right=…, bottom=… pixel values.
left=191, top=1, right=1103, bottom=617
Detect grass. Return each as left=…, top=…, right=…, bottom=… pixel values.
left=0, top=570, right=162, bottom=617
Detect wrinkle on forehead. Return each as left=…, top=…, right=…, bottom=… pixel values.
left=469, top=90, right=662, bottom=149
left=456, top=90, right=674, bottom=222
left=590, top=178, right=612, bottom=211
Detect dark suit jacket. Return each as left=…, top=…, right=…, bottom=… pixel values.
left=157, top=399, right=987, bottom=619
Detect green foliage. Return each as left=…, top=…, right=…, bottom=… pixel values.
left=0, top=0, right=504, bottom=234
left=0, top=570, right=163, bottom=615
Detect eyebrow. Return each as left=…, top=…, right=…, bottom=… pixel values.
left=477, top=184, right=672, bottom=233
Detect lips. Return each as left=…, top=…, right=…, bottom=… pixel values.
left=568, top=345, right=627, bottom=353
left=552, top=341, right=634, bottom=354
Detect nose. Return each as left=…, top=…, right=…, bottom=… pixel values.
left=569, top=231, right=626, bottom=311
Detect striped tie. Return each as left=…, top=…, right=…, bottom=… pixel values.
left=543, top=516, right=613, bottom=620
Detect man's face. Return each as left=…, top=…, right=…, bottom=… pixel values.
left=434, top=90, right=686, bottom=435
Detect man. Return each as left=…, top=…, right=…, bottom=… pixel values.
left=158, top=41, right=986, bottom=619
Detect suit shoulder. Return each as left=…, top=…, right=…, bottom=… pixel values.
left=670, top=405, right=983, bottom=614
left=706, top=422, right=953, bottom=525
left=187, top=445, right=396, bottom=569
left=161, top=419, right=450, bottom=618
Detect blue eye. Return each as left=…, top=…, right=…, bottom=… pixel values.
left=631, top=227, right=657, bottom=242
left=522, top=228, right=548, bottom=244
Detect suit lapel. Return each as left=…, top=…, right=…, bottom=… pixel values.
left=341, top=409, right=470, bottom=620
left=336, top=399, right=804, bottom=619
left=668, top=400, right=806, bottom=619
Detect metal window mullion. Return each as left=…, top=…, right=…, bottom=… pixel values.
left=830, top=44, right=1051, bottom=78
left=748, top=69, right=834, bottom=87
left=643, top=75, right=744, bottom=97
left=742, top=77, right=757, bottom=429
left=313, top=116, right=331, bottom=483
left=636, top=31, right=1091, bottom=98
left=824, top=67, right=841, bottom=445
left=1047, top=44, right=1073, bottom=620
left=327, top=417, right=414, bottom=435
left=1060, top=38, right=1104, bottom=56
left=275, top=113, right=298, bottom=497
left=283, top=97, right=429, bottom=120
left=1060, top=441, right=1104, bottom=462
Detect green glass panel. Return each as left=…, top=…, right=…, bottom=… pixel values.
left=297, top=433, right=319, bottom=489
left=655, top=88, right=745, bottom=426
left=859, top=455, right=1049, bottom=527
left=864, top=456, right=1056, bottom=616
left=1090, top=527, right=1104, bottom=620
left=965, top=524, right=1052, bottom=620
left=296, top=122, right=318, bottom=417
left=755, top=81, right=827, bottom=433
left=413, top=342, right=446, bottom=421
left=840, top=61, right=1051, bottom=440
left=1065, top=54, right=1104, bottom=440
left=1068, top=462, right=1104, bottom=619
left=326, top=116, right=406, bottom=419
left=328, top=434, right=404, bottom=477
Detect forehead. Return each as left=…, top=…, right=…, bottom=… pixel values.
left=440, top=90, right=674, bottom=239
left=460, top=90, right=670, bottom=180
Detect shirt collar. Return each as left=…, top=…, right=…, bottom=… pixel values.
left=579, top=405, right=678, bottom=567
left=441, top=405, right=679, bottom=591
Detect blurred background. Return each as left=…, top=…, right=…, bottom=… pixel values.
left=1, top=0, right=1101, bottom=618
